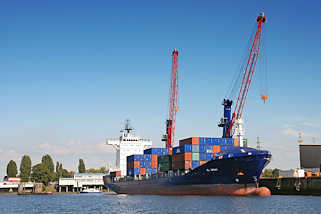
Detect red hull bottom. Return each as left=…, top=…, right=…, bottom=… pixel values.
left=107, top=182, right=271, bottom=196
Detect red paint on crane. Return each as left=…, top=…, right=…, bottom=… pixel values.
left=165, top=49, right=179, bottom=149
left=226, top=13, right=266, bottom=137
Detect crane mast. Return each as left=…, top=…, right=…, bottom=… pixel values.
left=162, top=49, right=179, bottom=152
left=219, top=13, right=266, bottom=145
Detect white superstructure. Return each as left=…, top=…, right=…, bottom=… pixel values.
left=106, top=120, right=152, bottom=176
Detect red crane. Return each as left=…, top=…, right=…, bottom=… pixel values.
left=162, top=49, right=179, bottom=152
left=226, top=13, right=266, bottom=138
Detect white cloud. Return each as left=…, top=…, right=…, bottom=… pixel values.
left=31, top=139, right=116, bottom=171
left=302, top=122, right=321, bottom=128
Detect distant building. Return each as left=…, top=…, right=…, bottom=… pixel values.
left=106, top=120, right=152, bottom=176
left=58, top=173, right=105, bottom=192
left=299, top=144, right=321, bottom=172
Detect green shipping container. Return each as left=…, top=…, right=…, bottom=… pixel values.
left=158, top=155, right=172, bottom=172
left=192, top=153, right=199, bottom=161
left=243, top=139, right=248, bottom=147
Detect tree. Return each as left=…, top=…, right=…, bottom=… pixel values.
left=41, top=154, right=54, bottom=173
left=86, top=167, right=107, bottom=173
left=7, top=160, right=18, bottom=177
left=20, top=155, right=32, bottom=182
left=61, top=169, right=72, bottom=178
left=41, top=154, right=55, bottom=182
left=31, top=163, right=50, bottom=185
left=262, top=169, right=273, bottom=177
left=272, top=168, right=280, bottom=178
left=78, top=159, right=86, bottom=173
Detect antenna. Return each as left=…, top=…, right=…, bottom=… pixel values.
left=124, top=119, right=133, bottom=134
left=256, top=136, right=262, bottom=150
left=297, top=133, right=303, bottom=144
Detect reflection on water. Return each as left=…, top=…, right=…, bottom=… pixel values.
left=0, top=194, right=320, bottom=214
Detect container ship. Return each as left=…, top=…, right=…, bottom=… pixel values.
left=104, top=13, right=271, bottom=196
left=104, top=137, right=271, bottom=196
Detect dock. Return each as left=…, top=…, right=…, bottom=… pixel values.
left=260, top=177, right=321, bottom=195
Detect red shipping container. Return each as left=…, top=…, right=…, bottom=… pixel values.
left=110, top=171, right=121, bottom=177
left=152, top=154, right=158, bottom=162
left=152, top=161, right=158, bottom=168
left=179, top=137, right=200, bottom=146
left=213, top=145, right=221, bottom=153
left=185, top=160, right=192, bottom=169
left=192, top=137, right=200, bottom=145
left=127, top=161, right=134, bottom=169
left=233, top=138, right=239, bottom=147
left=140, top=168, right=146, bottom=175
left=134, top=161, right=140, bottom=168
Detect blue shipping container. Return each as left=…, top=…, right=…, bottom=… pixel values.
left=173, top=145, right=192, bottom=154
left=173, top=146, right=180, bottom=154
left=206, top=145, right=213, bottom=153
left=205, top=138, right=212, bottom=144
left=226, top=138, right=234, bottom=146
left=206, top=153, right=213, bottom=160
left=192, top=161, right=200, bottom=168
left=161, top=148, right=169, bottom=155
left=142, top=154, right=152, bottom=161
left=144, top=148, right=160, bottom=155
left=146, top=168, right=152, bottom=174
left=200, top=153, right=207, bottom=161
left=146, top=162, right=152, bottom=168
left=181, top=144, right=192, bottom=153
left=192, top=145, right=199, bottom=152
left=152, top=168, right=157, bottom=174
left=134, top=168, right=140, bottom=175
left=212, top=138, right=220, bottom=145
left=127, top=155, right=143, bottom=162
left=199, top=137, right=206, bottom=144
left=199, top=145, right=206, bottom=153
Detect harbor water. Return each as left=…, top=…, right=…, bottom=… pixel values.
left=0, top=194, right=320, bottom=214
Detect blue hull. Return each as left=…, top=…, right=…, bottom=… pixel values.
left=104, top=147, right=271, bottom=196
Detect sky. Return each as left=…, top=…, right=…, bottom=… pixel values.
left=0, top=0, right=321, bottom=177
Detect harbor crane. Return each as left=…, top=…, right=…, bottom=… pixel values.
left=219, top=13, right=266, bottom=146
left=162, top=49, right=179, bottom=153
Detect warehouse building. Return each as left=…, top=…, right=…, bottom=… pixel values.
left=58, top=173, right=106, bottom=192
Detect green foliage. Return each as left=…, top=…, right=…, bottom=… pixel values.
left=86, top=167, right=106, bottom=173
left=78, top=159, right=86, bottom=173
left=31, top=163, right=51, bottom=185
left=7, top=160, right=18, bottom=177
left=20, top=155, right=32, bottom=182
left=56, top=161, right=72, bottom=178
left=272, top=168, right=280, bottom=178
left=61, top=169, right=72, bottom=178
left=41, top=154, right=54, bottom=173
left=263, top=168, right=280, bottom=178
left=41, top=154, right=55, bottom=181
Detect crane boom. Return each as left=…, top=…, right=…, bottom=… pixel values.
left=219, top=13, right=266, bottom=142
left=162, top=49, right=179, bottom=152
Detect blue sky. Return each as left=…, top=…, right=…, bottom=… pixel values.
left=0, top=1, right=321, bottom=177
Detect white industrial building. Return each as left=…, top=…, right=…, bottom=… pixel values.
left=58, top=173, right=105, bottom=192
left=107, top=120, right=152, bottom=176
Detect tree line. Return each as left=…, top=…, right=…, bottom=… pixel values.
left=6, top=155, right=107, bottom=185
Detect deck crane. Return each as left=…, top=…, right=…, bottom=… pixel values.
left=219, top=13, right=266, bottom=146
left=162, top=49, right=179, bottom=153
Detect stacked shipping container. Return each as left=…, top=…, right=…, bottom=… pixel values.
left=172, top=137, right=237, bottom=171
left=127, top=138, right=238, bottom=176
left=127, top=148, right=169, bottom=176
